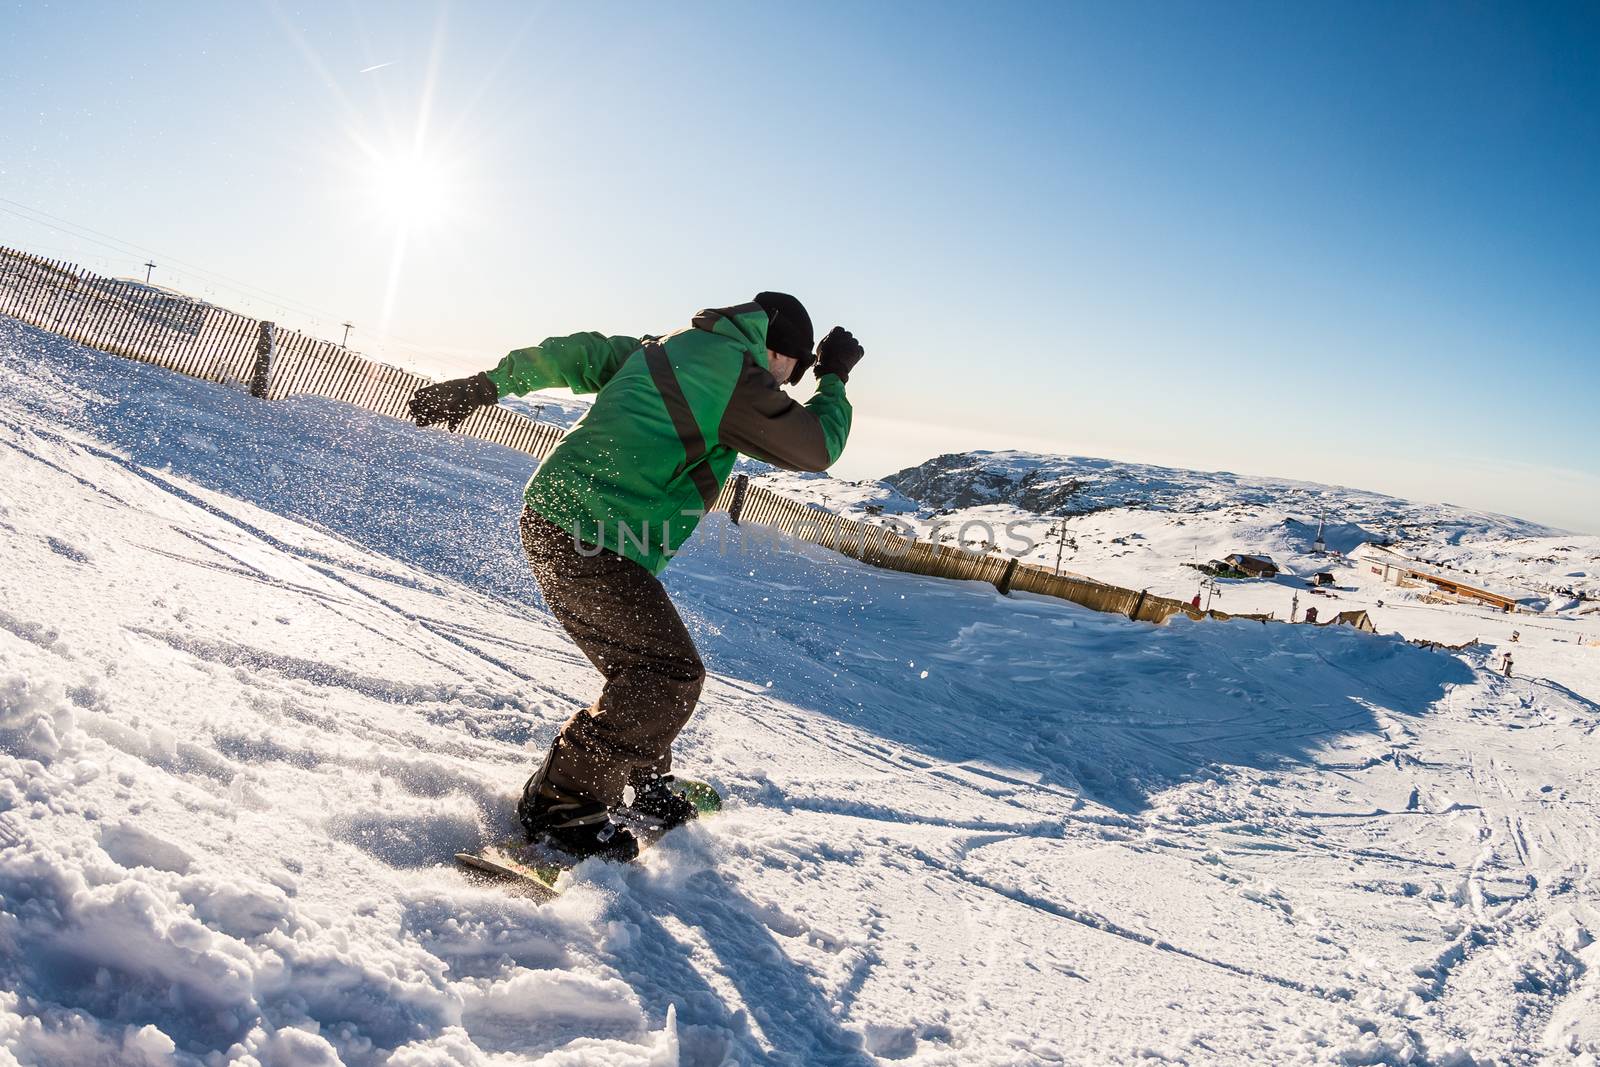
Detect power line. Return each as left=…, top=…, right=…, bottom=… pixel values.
left=0, top=199, right=342, bottom=324
left=0, top=196, right=457, bottom=364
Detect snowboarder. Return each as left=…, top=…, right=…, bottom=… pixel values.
left=408, top=294, right=863, bottom=861
left=1502, top=652, right=1514, bottom=677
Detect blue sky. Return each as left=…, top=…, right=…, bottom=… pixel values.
left=3, top=2, right=1597, bottom=531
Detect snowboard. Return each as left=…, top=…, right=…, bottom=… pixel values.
left=455, top=778, right=722, bottom=898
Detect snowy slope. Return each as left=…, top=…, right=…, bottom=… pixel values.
left=2, top=318, right=1598, bottom=1066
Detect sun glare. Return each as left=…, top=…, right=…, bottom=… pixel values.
left=366, top=150, right=457, bottom=229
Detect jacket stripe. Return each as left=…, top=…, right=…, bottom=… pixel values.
left=643, top=340, right=720, bottom=510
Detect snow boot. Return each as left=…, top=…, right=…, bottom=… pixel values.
left=517, top=790, right=639, bottom=862
left=626, top=775, right=699, bottom=830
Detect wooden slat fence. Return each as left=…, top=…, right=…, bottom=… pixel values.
left=0, top=247, right=259, bottom=386
left=0, top=244, right=572, bottom=464
left=2, top=243, right=1299, bottom=631
left=723, top=482, right=1200, bottom=622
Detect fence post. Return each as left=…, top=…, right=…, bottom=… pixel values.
left=727, top=474, right=750, bottom=524
left=249, top=321, right=274, bottom=398
left=995, top=556, right=1019, bottom=596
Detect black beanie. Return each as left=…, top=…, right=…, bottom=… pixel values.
left=753, top=291, right=814, bottom=361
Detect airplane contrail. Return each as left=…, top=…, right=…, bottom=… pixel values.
left=359, top=61, right=396, bottom=74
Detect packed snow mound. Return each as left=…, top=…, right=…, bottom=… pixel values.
left=2, top=316, right=1599, bottom=1065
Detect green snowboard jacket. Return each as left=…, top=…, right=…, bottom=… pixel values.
left=484, top=302, right=852, bottom=574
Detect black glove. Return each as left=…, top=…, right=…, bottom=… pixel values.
left=408, top=372, right=498, bottom=431
left=814, top=327, right=863, bottom=383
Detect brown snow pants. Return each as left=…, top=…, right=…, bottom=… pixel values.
left=519, top=507, right=706, bottom=809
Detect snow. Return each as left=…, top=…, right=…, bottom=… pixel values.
left=2, top=316, right=1598, bottom=1065
left=500, top=394, right=591, bottom=433
left=760, top=452, right=1600, bottom=658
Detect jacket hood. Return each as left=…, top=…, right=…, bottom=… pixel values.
left=690, top=303, right=770, bottom=369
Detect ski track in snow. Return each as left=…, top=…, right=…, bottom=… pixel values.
left=1, top=316, right=1598, bottom=1066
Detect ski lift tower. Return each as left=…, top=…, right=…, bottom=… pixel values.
left=1313, top=507, right=1327, bottom=555
left=1051, top=516, right=1070, bottom=575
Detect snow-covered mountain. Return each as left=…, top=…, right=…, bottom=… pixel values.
left=758, top=451, right=1599, bottom=622
left=3, top=318, right=1598, bottom=1065
left=884, top=451, right=1560, bottom=541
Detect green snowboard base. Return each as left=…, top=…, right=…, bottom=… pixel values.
left=455, top=778, right=722, bottom=898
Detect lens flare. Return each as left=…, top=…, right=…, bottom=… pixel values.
left=366, top=150, right=456, bottom=229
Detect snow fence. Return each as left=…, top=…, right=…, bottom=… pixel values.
left=0, top=242, right=1237, bottom=628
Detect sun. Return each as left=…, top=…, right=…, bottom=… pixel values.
left=365, top=149, right=457, bottom=230
left=346, top=136, right=474, bottom=332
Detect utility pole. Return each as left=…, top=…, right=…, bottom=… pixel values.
left=143, top=261, right=157, bottom=284
left=1313, top=507, right=1327, bottom=554
left=341, top=322, right=353, bottom=348
left=1291, top=591, right=1300, bottom=623
left=1053, top=516, right=1068, bottom=575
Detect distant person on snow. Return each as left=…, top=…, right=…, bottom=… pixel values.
left=408, top=294, right=863, bottom=860
left=1502, top=652, right=1514, bottom=677
left=1190, top=592, right=1202, bottom=611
